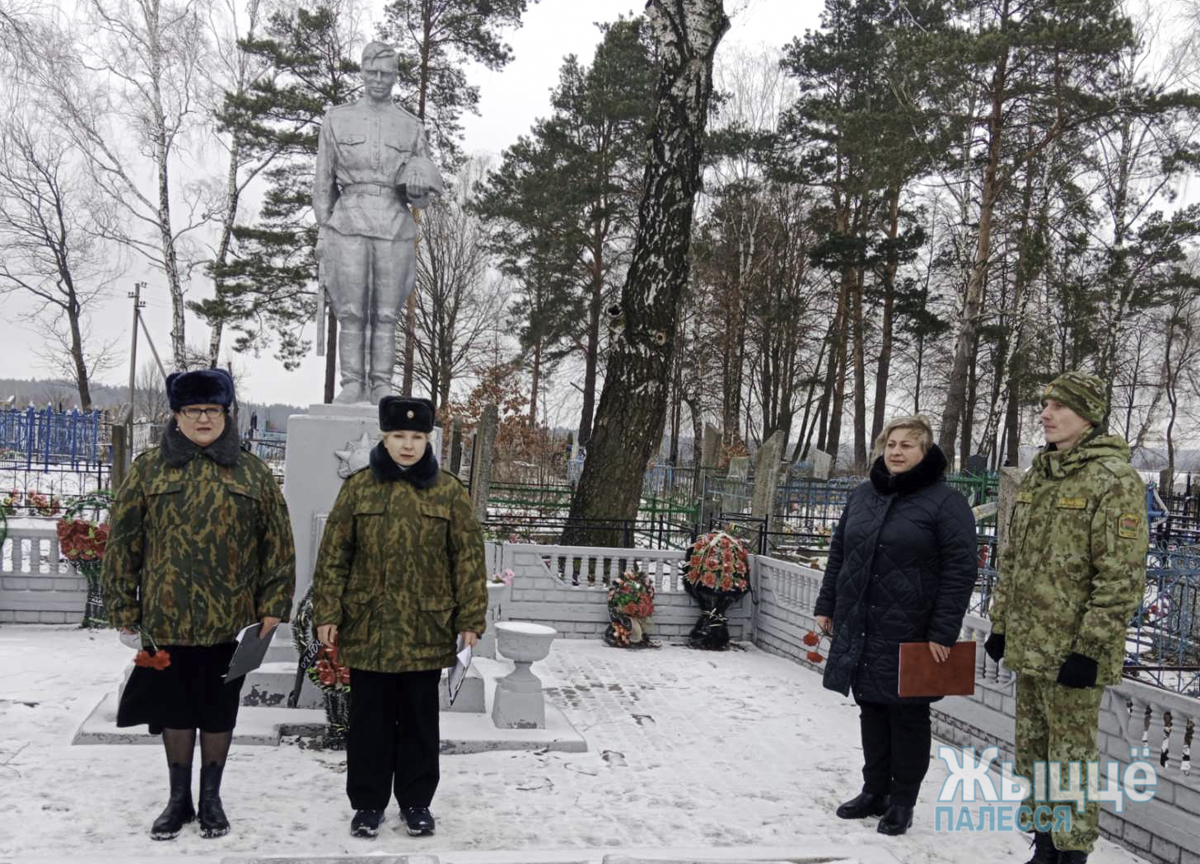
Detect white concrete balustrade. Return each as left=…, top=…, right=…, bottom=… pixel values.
left=0, top=520, right=85, bottom=623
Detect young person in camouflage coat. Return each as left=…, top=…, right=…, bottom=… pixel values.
left=985, top=371, right=1148, bottom=864
left=312, top=396, right=487, bottom=839
left=102, top=369, right=295, bottom=841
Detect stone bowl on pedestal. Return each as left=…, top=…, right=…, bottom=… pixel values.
left=492, top=622, right=557, bottom=729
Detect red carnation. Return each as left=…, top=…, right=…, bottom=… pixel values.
left=701, top=572, right=717, bottom=587
left=807, top=650, right=824, bottom=664
left=802, top=631, right=819, bottom=646
left=135, top=649, right=171, bottom=670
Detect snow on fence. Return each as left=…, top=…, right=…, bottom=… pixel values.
left=0, top=520, right=86, bottom=624
left=752, top=556, right=1200, bottom=864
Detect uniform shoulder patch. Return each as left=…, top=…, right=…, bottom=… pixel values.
left=1016, top=492, right=1034, bottom=504
left=1056, top=496, right=1088, bottom=510
left=1118, top=513, right=1141, bottom=538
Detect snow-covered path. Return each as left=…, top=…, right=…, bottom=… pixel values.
left=0, top=626, right=1149, bottom=863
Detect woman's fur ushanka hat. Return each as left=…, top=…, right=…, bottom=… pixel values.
left=379, top=396, right=435, bottom=433
left=166, top=369, right=235, bottom=412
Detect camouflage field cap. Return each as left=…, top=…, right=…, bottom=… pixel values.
left=1042, top=370, right=1107, bottom=426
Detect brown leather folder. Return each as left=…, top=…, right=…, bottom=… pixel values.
left=898, top=641, right=977, bottom=697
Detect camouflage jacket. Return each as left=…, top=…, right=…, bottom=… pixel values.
left=101, top=436, right=296, bottom=646
left=990, top=434, right=1147, bottom=685
left=310, top=461, right=488, bottom=673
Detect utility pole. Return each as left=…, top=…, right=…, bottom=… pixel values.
left=126, top=282, right=146, bottom=462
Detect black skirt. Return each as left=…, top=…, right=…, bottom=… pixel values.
left=116, top=643, right=245, bottom=734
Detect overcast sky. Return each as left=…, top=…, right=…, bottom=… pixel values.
left=0, top=0, right=815, bottom=408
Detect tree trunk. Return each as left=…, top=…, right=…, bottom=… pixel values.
left=529, top=337, right=542, bottom=425
left=401, top=6, right=436, bottom=394
left=960, top=332, right=980, bottom=470
left=144, top=9, right=187, bottom=370
left=813, top=304, right=840, bottom=453
left=563, top=0, right=729, bottom=546
left=850, top=265, right=867, bottom=472
left=938, top=44, right=1009, bottom=455
left=207, top=129, right=243, bottom=367
left=669, top=346, right=682, bottom=464
left=720, top=272, right=742, bottom=447
left=826, top=272, right=852, bottom=469
left=579, top=230, right=604, bottom=444
left=67, top=300, right=93, bottom=411
left=872, top=185, right=900, bottom=443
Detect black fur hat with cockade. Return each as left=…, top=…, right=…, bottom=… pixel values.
left=379, top=396, right=435, bottom=433
left=166, top=369, right=235, bottom=412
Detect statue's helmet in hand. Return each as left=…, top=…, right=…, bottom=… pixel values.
left=401, top=155, right=444, bottom=207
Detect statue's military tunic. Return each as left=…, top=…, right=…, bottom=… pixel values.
left=313, top=99, right=438, bottom=397
left=990, top=434, right=1147, bottom=853
left=311, top=450, right=487, bottom=811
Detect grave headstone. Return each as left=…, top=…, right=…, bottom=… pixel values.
left=965, top=453, right=988, bottom=476
left=751, top=431, right=785, bottom=519
left=810, top=449, right=832, bottom=480
left=449, top=418, right=463, bottom=474
left=468, top=403, right=499, bottom=525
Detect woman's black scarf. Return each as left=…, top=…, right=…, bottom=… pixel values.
left=869, top=443, right=948, bottom=495
left=161, top=416, right=241, bottom=468
left=369, top=441, right=440, bottom=489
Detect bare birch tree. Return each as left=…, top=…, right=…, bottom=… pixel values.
left=0, top=107, right=119, bottom=410
left=32, top=1, right=213, bottom=369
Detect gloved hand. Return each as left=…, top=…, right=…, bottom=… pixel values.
left=1056, top=652, right=1099, bottom=689
left=983, top=631, right=1005, bottom=663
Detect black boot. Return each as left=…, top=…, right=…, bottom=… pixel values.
left=1058, top=853, right=1087, bottom=864
left=1024, top=831, right=1058, bottom=864
left=198, top=762, right=230, bottom=838
left=351, top=809, right=385, bottom=838
left=401, top=806, right=436, bottom=836
left=150, top=763, right=195, bottom=841
left=836, top=791, right=889, bottom=819
left=876, top=803, right=914, bottom=836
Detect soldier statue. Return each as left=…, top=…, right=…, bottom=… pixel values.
left=314, top=41, right=444, bottom=404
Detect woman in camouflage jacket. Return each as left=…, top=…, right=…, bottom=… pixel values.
left=102, top=369, right=295, bottom=842
left=312, top=395, right=487, bottom=840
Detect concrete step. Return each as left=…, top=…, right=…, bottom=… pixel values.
left=72, top=680, right=585, bottom=753
left=73, top=692, right=326, bottom=746
left=239, top=661, right=486, bottom=714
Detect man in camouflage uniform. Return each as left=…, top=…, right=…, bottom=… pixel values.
left=985, top=371, right=1148, bottom=864
left=314, top=41, right=444, bottom=404
left=103, top=369, right=295, bottom=840
left=312, top=396, right=487, bottom=839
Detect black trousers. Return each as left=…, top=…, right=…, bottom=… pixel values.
left=347, top=667, right=441, bottom=811
left=857, top=698, right=932, bottom=807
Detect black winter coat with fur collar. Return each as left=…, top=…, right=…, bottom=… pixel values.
left=813, top=445, right=977, bottom=704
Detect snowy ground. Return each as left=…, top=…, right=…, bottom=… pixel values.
left=0, top=626, right=1151, bottom=863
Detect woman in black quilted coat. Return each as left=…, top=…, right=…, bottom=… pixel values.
left=813, top=415, right=977, bottom=836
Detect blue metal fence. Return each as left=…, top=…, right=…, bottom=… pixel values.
left=0, top=407, right=106, bottom=469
